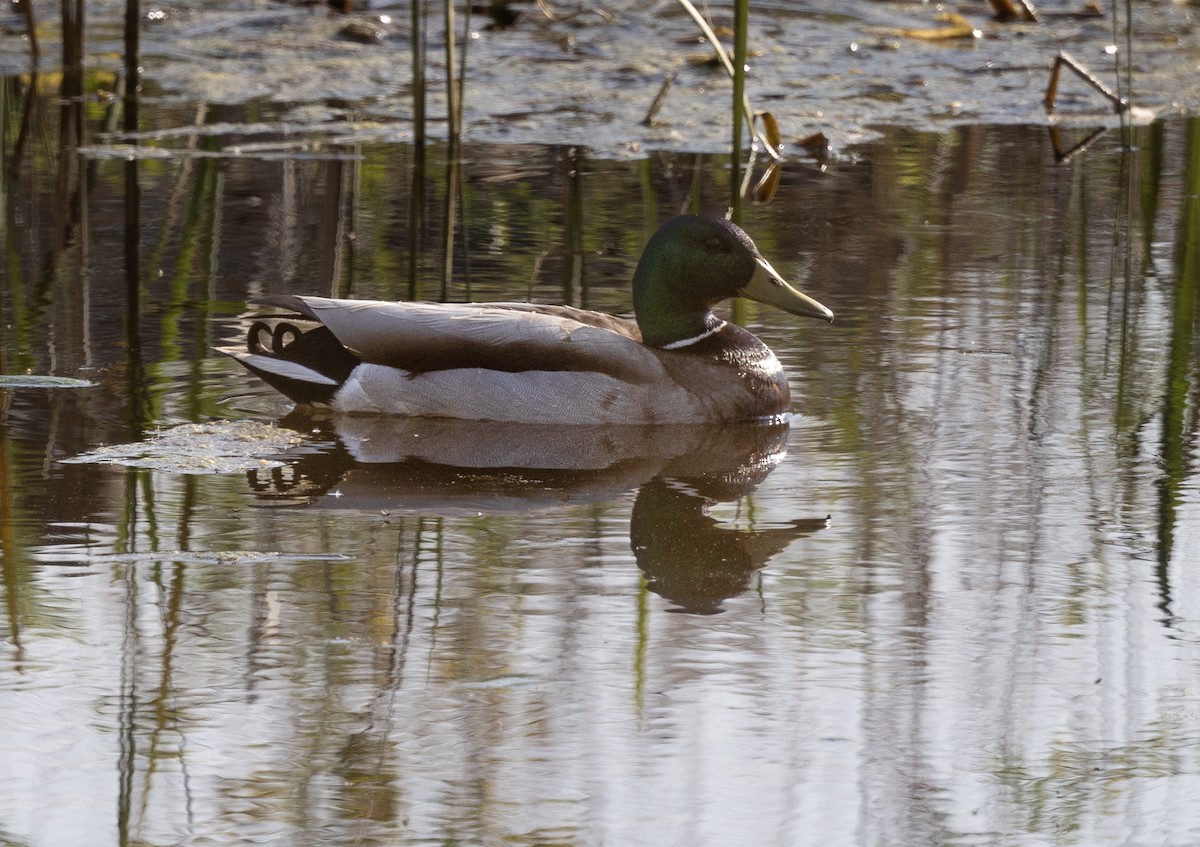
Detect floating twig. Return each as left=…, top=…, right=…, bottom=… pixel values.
left=642, top=71, right=678, bottom=126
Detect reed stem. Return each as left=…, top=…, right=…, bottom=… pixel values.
left=731, top=0, right=747, bottom=218
left=17, top=0, right=39, bottom=61
left=674, top=0, right=778, bottom=160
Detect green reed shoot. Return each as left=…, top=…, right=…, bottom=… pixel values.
left=674, top=0, right=778, bottom=161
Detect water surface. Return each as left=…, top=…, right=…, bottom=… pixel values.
left=3, top=68, right=1200, bottom=847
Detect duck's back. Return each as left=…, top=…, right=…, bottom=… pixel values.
left=219, top=296, right=791, bottom=424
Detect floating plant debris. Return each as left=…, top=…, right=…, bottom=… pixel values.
left=62, top=420, right=304, bottom=474
left=893, top=13, right=981, bottom=41
left=0, top=375, right=94, bottom=389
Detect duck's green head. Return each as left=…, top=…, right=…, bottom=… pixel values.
left=632, top=215, right=833, bottom=348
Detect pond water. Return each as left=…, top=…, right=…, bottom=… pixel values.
left=4, top=15, right=1200, bottom=847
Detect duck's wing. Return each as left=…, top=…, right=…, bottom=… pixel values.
left=255, top=295, right=656, bottom=382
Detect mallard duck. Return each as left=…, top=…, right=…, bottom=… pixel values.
left=218, top=215, right=833, bottom=424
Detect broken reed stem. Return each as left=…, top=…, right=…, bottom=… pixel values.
left=642, top=71, right=677, bottom=126
left=1045, top=50, right=1127, bottom=113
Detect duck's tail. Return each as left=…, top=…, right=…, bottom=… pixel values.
left=217, top=318, right=360, bottom=406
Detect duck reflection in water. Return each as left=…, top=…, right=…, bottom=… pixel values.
left=249, top=413, right=828, bottom=613
left=630, top=469, right=829, bottom=615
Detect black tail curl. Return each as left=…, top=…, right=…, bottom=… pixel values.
left=249, top=320, right=304, bottom=355
left=240, top=319, right=361, bottom=406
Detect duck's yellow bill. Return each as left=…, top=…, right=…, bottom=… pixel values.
left=740, top=255, right=834, bottom=323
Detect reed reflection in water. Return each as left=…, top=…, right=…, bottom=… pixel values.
left=2, top=84, right=1200, bottom=845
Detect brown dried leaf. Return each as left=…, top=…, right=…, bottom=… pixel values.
left=756, top=112, right=781, bottom=150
